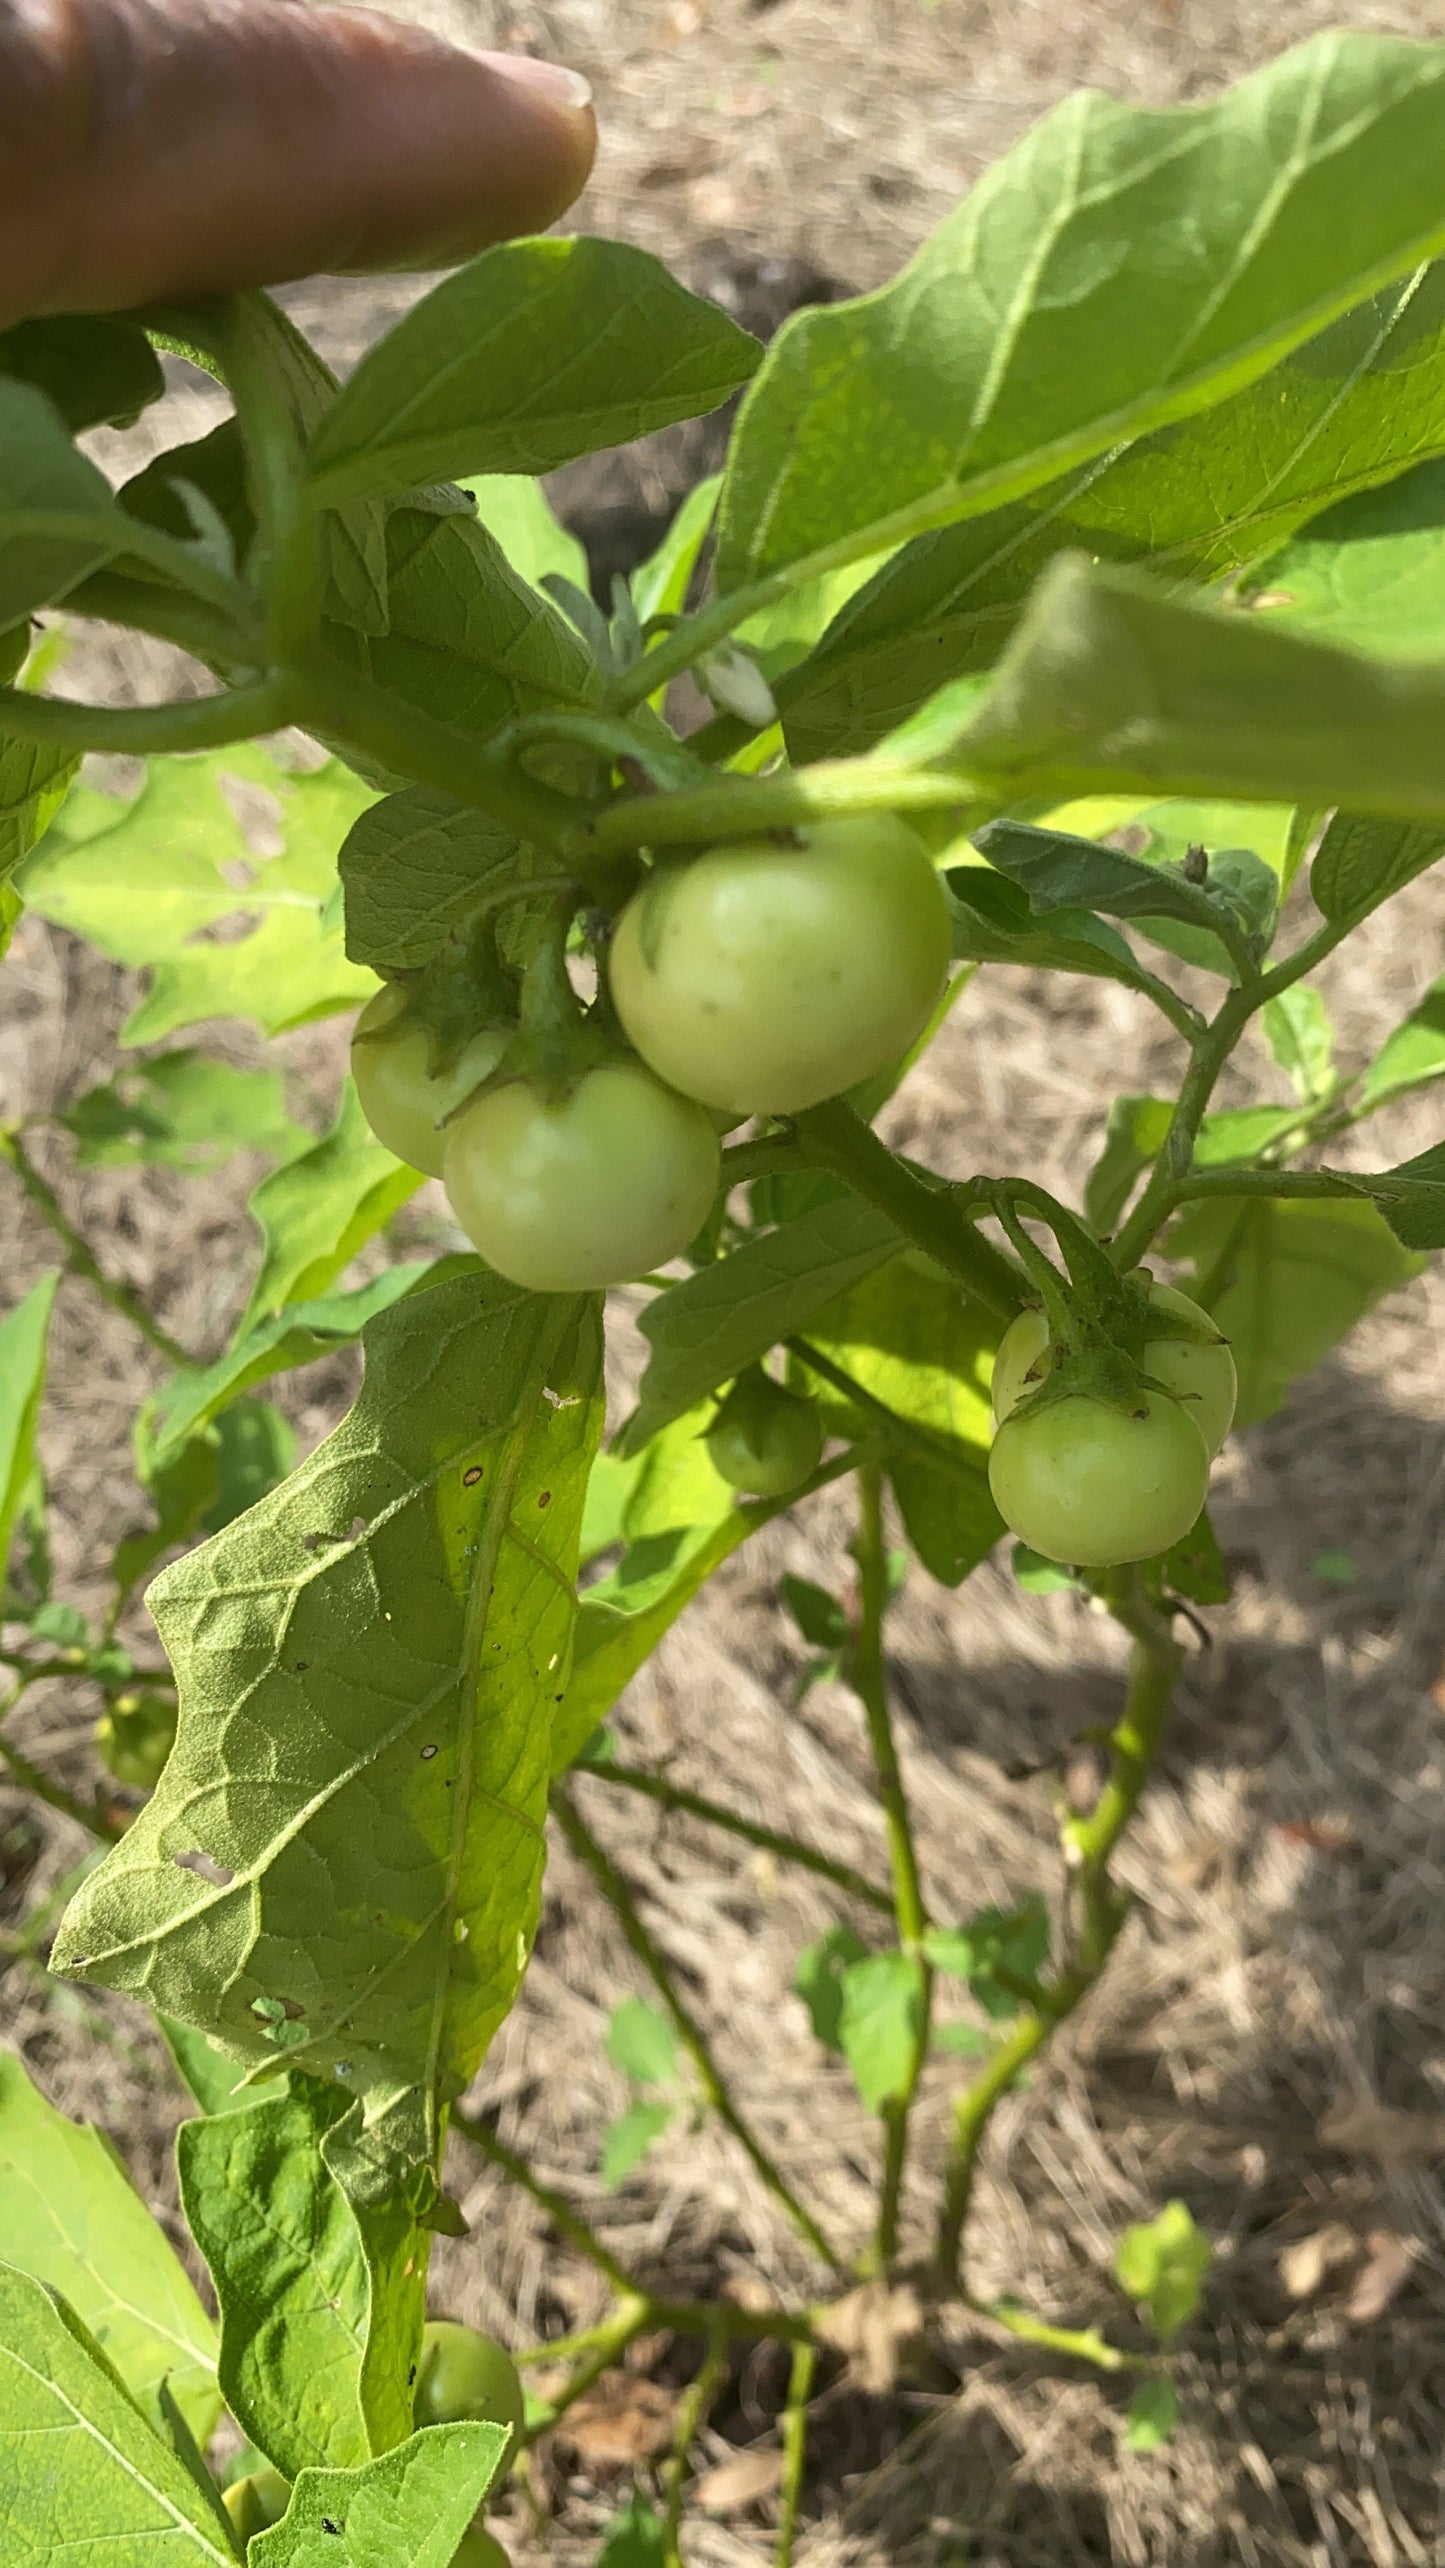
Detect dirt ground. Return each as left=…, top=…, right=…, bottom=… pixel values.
left=5, top=5, right=1445, bottom=2564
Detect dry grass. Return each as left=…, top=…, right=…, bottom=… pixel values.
left=5, top=4, right=1445, bottom=2562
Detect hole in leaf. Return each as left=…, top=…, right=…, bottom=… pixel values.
left=420, top=1744, right=438, bottom=1761
left=174, top=1848, right=234, bottom=1887
left=463, top=1466, right=483, bottom=1487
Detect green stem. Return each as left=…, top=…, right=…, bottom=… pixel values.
left=934, top=1568, right=1180, bottom=2284
left=0, top=674, right=294, bottom=758
left=552, top=1787, right=844, bottom=2274
left=572, top=1757, right=894, bottom=1915
left=1171, top=1165, right=1379, bottom=1206
left=451, top=2110, right=635, bottom=2296
left=661, top=2320, right=728, bottom=2568
left=774, top=2338, right=816, bottom=2568
left=968, top=2296, right=1137, bottom=2373
left=1, top=1132, right=190, bottom=1366
left=287, top=650, right=592, bottom=860
left=587, top=757, right=978, bottom=858
left=787, top=1338, right=994, bottom=1492
left=64, top=570, right=264, bottom=668
left=851, top=1466, right=932, bottom=2271
left=522, top=2294, right=653, bottom=2440
left=791, top=1100, right=1026, bottom=1323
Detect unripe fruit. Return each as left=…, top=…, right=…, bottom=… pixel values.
left=992, top=1282, right=1236, bottom=1458
left=705, top=1373, right=824, bottom=1497
left=608, top=814, right=951, bottom=1116
left=222, top=2466, right=290, bottom=2541
left=988, top=1390, right=1210, bottom=1567
left=413, top=2320, right=525, bottom=2453
left=351, top=984, right=509, bottom=1179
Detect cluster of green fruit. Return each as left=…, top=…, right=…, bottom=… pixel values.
left=223, top=2321, right=523, bottom=2564
left=351, top=815, right=950, bottom=1294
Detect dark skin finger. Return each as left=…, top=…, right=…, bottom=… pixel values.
left=0, top=0, right=597, bottom=330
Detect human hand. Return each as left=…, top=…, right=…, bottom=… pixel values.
left=0, top=0, right=596, bottom=329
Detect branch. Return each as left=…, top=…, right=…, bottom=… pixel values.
left=451, top=2109, right=635, bottom=2296
left=791, top=1100, right=1027, bottom=1322
left=551, top=1786, right=844, bottom=2273
left=0, top=674, right=293, bottom=757
left=572, top=1757, right=895, bottom=1914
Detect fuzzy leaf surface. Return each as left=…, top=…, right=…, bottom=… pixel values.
left=53, top=1271, right=605, bottom=2143
left=249, top=2423, right=507, bottom=2568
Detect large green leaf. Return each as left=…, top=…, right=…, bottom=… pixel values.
left=17, top=748, right=378, bottom=1043
left=1169, top=1194, right=1421, bottom=1424
left=973, top=817, right=1274, bottom=978
left=0, top=2056, right=218, bottom=2444
left=0, top=378, right=151, bottom=629
left=53, top=1272, right=604, bottom=2151
left=719, top=33, right=1445, bottom=588
left=320, top=504, right=598, bottom=773
left=178, top=2077, right=419, bottom=2481
left=801, top=1256, right=1003, bottom=1585
left=0, top=1269, right=58, bottom=1592
left=59, top=1050, right=306, bottom=1174
left=1308, top=809, right=1445, bottom=924
left=338, top=786, right=525, bottom=973
left=240, top=1078, right=421, bottom=1330
left=463, top=473, right=591, bottom=600
left=0, top=315, right=164, bottom=432
left=1359, top=975, right=1445, bottom=1109
left=779, top=263, right=1445, bottom=759
left=956, top=553, right=1445, bottom=821
left=0, top=2263, right=235, bottom=2566
left=1242, top=453, right=1445, bottom=660
left=0, top=727, right=78, bottom=888
left=305, top=237, right=760, bottom=507
left=620, top=1198, right=902, bottom=1455
left=249, top=2421, right=507, bottom=2568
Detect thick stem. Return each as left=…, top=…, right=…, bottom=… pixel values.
left=791, top=1101, right=1026, bottom=1323
left=1, top=1133, right=189, bottom=1366
left=572, top=1757, right=894, bottom=1915
left=934, top=1569, right=1181, bottom=2284
left=0, top=674, right=294, bottom=758
left=774, top=2338, right=816, bottom=2568
left=851, top=1467, right=932, bottom=2270
left=552, top=1787, right=844, bottom=2273
left=586, top=758, right=979, bottom=856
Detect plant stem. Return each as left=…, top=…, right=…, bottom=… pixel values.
left=572, top=1757, right=895, bottom=1914
left=661, top=2319, right=728, bottom=2567
left=523, top=2293, right=654, bottom=2440
left=967, top=2296, right=1138, bottom=2372
left=586, top=758, right=980, bottom=856
left=788, top=1337, right=992, bottom=1491
left=0, top=1131, right=190, bottom=1366
left=551, top=1787, right=844, bottom=2274
left=219, top=292, right=324, bottom=662
left=934, top=1567, right=1180, bottom=2284
left=851, top=1466, right=932, bottom=2271
left=791, top=1100, right=1026, bottom=1322
left=0, top=675, right=295, bottom=758
left=451, top=2110, right=636, bottom=2296
left=774, top=2338, right=816, bottom=2568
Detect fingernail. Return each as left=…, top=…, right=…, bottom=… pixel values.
left=479, top=51, right=594, bottom=114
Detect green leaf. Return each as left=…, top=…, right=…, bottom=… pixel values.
left=1349, top=1139, right=1445, bottom=1252
left=0, top=2262, right=236, bottom=2565
left=177, top=2077, right=420, bottom=2481
left=800, top=1255, right=1002, bottom=1585
left=147, top=1265, right=447, bottom=1467
left=0, top=727, right=78, bottom=891
left=630, top=476, right=722, bottom=628
left=1010, top=1544, right=1081, bottom=1597
left=305, top=237, right=759, bottom=506
left=320, top=506, right=599, bottom=778
left=249, top=2421, right=507, bottom=2568
left=838, top=1951, right=925, bottom=2113
left=606, top=1996, right=678, bottom=2089
left=958, top=553, right=1445, bottom=823
left=1123, top=2377, right=1180, bottom=2453
left=1158, top=1508, right=1231, bottom=1609
left=945, top=865, right=1169, bottom=1009
left=160, top=2015, right=285, bottom=2118
left=719, top=33, right=1445, bottom=588
left=0, top=315, right=164, bottom=431
left=0, top=1268, right=58, bottom=1595
left=338, top=786, right=526, bottom=973
left=241, top=1079, right=421, bottom=1329
left=975, top=819, right=1270, bottom=978
left=1309, top=809, right=1445, bottom=923
left=1359, top=975, right=1445, bottom=1109
left=1262, top=987, right=1334, bottom=1105
left=600, top=2099, right=674, bottom=2189
left=794, top=1922, right=869, bottom=2053
left=778, top=263, right=1445, bottom=762
left=1114, top=2199, right=1211, bottom=2343
left=0, top=2056, right=219, bottom=2444
left=1169, top=1193, right=1422, bottom=1425
left=579, top=1448, right=644, bottom=1565
left=202, top=1400, right=297, bottom=1535
left=621, top=1197, right=902, bottom=1454
left=17, top=749, right=378, bottom=1043
left=1192, top=1105, right=1308, bottom=1170
left=0, top=378, right=152, bottom=629
left=52, top=1271, right=605, bottom=2144
left=595, top=2489, right=668, bottom=2568
left=924, top=1896, right=1050, bottom=2020
left=1084, top=1097, right=1174, bottom=1236
left=779, top=1573, right=850, bottom=1653
left=463, top=473, right=590, bottom=599
left=59, top=1050, right=306, bottom=1173
left=1243, top=452, right=1445, bottom=659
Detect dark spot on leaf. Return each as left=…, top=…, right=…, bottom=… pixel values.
left=278, top=1995, right=305, bottom=2020
left=537, top=1491, right=552, bottom=1508
left=293, top=1660, right=310, bottom=1673
left=321, top=2519, right=342, bottom=2536
left=174, top=1848, right=234, bottom=1887
left=407, top=2363, right=417, bottom=2386
left=463, top=1465, right=483, bottom=1487
left=420, top=1743, right=438, bottom=1761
